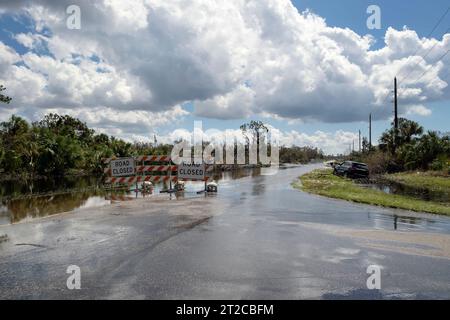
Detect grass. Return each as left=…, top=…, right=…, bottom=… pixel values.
left=293, top=169, right=450, bottom=216
left=382, top=171, right=450, bottom=193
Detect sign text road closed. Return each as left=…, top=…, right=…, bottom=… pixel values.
left=110, top=157, right=135, bottom=177
left=178, top=163, right=205, bottom=180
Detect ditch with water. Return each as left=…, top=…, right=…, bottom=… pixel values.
left=357, top=177, right=449, bottom=203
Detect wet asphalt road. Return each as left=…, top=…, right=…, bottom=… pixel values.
left=0, top=164, right=449, bottom=299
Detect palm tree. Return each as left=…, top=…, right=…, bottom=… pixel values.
left=398, top=118, right=423, bottom=144
left=379, top=130, right=395, bottom=154
left=379, top=118, right=423, bottom=154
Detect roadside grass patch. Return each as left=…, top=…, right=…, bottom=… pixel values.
left=382, top=171, right=450, bottom=193
left=293, top=169, right=450, bottom=216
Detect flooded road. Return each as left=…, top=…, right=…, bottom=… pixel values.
left=0, top=167, right=260, bottom=225
left=0, top=164, right=450, bottom=299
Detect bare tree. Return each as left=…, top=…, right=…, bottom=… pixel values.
left=240, top=120, right=269, bottom=164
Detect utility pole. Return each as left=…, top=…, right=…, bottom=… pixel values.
left=394, top=77, right=399, bottom=152
left=358, top=130, right=361, bottom=152
left=369, top=113, right=372, bottom=149
left=394, top=77, right=398, bottom=132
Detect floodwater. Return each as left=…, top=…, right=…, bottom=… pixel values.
left=1, top=164, right=450, bottom=299
left=0, top=167, right=262, bottom=225
left=359, top=179, right=450, bottom=203
left=1, top=165, right=450, bottom=234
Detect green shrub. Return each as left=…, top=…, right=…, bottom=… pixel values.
left=430, top=155, right=449, bottom=173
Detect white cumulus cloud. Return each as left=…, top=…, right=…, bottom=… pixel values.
left=0, top=0, right=449, bottom=154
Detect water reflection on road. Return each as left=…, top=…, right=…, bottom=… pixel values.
left=0, top=167, right=261, bottom=225
left=213, top=164, right=450, bottom=234
left=1, top=164, right=450, bottom=235
left=0, top=190, right=108, bottom=225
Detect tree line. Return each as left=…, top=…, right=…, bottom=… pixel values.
left=0, top=115, right=322, bottom=180
left=353, top=118, right=450, bottom=174
left=0, top=85, right=322, bottom=180
left=0, top=113, right=173, bottom=179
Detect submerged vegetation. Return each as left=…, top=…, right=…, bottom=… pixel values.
left=295, top=169, right=450, bottom=216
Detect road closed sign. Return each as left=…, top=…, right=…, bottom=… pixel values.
left=178, top=163, right=205, bottom=180
left=110, top=157, right=135, bottom=177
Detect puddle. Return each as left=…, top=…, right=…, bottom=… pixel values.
left=358, top=179, right=450, bottom=203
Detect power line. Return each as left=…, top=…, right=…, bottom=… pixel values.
left=408, top=48, right=450, bottom=84
left=380, top=89, right=392, bottom=105
left=373, top=87, right=393, bottom=120
left=398, top=25, right=450, bottom=86
left=366, top=6, right=450, bottom=148
left=374, top=5, right=450, bottom=115
left=398, top=5, right=450, bottom=83
left=425, top=6, right=450, bottom=39
left=377, top=48, right=450, bottom=125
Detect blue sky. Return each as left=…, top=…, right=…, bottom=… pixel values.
left=0, top=0, right=449, bottom=154
left=158, top=0, right=450, bottom=145
left=294, top=0, right=450, bottom=48
left=288, top=0, right=450, bottom=139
